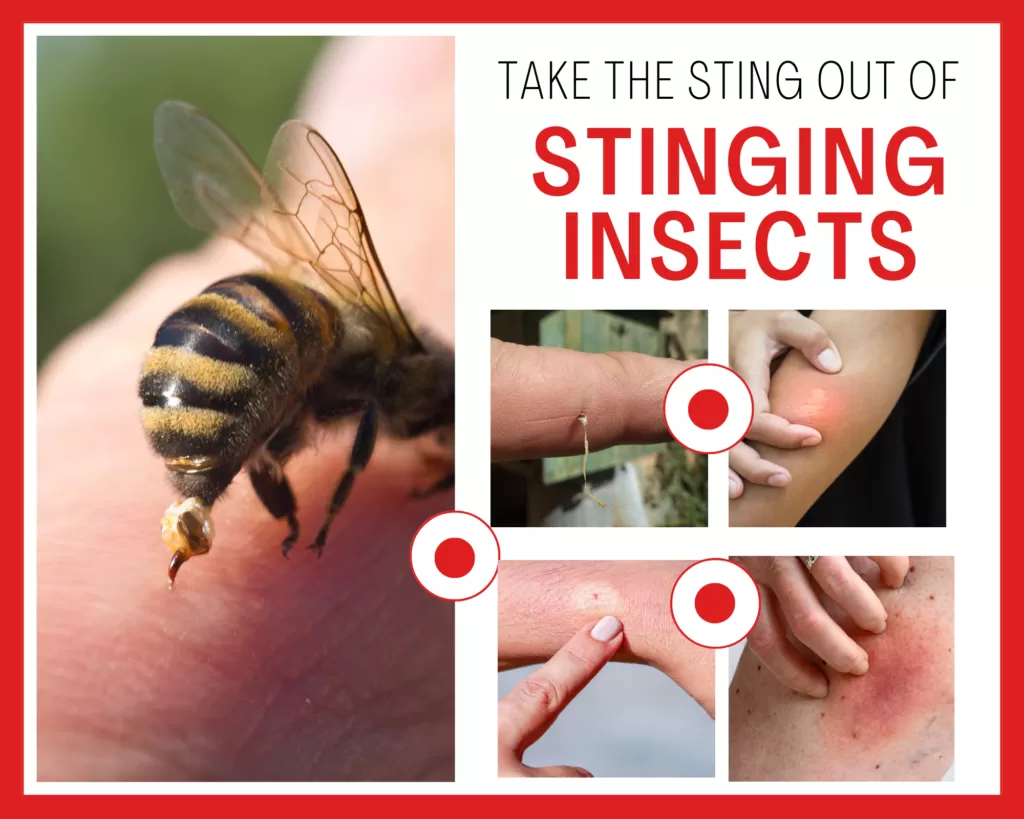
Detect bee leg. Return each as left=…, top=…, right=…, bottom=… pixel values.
left=410, top=472, right=455, bottom=499
left=248, top=459, right=300, bottom=558
left=309, top=404, right=378, bottom=557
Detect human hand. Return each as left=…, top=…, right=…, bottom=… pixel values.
left=37, top=37, right=455, bottom=781
left=728, top=310, right=842, bottom=499
left=491, top=339, right=702, bottom=461
left=498, top=617, right=624, bottom=777
left=734, top=556, right=910, bottom=698
left=497, top=561, right=715, bottom=717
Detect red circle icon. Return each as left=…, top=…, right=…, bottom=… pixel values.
left=410, top=510, right=499, bottom=602
left=435, top=537, right=475, bottom=579
left=663, top=364, right=754, bottom=454
left=671, top=559, right=760, bottom=648
left=688, top=389, right=729, bottom=430
left=694, top=582, right=735, bottom=623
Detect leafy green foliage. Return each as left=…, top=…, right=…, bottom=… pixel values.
left=646, top=446, right=709, bottom=528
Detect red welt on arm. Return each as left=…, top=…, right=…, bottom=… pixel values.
left=729, top=311, right=934, bottom=527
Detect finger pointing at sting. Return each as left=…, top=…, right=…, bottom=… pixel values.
left=498, top=616, right=624, bottom=777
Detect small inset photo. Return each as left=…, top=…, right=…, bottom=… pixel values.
left=497, top=560, right=715, bottom=778
left=728, top=556, right=953, bottom=782
left=491, top=310, right=708, bottom=527
left=727, top=310, right=946, bottom=527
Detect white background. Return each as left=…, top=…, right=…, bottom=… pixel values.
left=24, top=23, right=1000, bottom=795
left=455, top=24, right=999, bottom=795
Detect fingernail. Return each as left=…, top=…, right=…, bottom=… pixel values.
left=871, top=620, right=886, bottom=634
left=728, top=477, right=741, bottom=498
left=767, top=472, right=790, bottom=488
left=789, top=426, right=821, bottom=446
left=852, top=656, right=869, bottom=675
left=817, top=347, right=842, bottom=372
left=809, top=679, right=828, bottom=698
left=590, top=615, right=623, bottom=642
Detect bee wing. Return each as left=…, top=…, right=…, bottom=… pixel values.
left=153, top=100, right=318, bottom=279
left=262, top=120, right=417, bottom=346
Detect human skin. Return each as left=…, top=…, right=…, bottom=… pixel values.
left=37, top=37, right=456, bottom=781
left=498, top=617, right=624, bottom=778
left=727, top=310, right=842, bottom=496
left=491, top=340, right=704, bottom=461
left=736, top=556, right=909, bottom=698
left=730, top=557, right=953, bottom=781
left=729, top=310, right=935, bottom=527
left=497, top=561, right=715, bottom=717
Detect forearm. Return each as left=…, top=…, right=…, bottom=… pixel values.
left=730, top=310, right=934, bottom=526
left=497, top=561, right=715, bottom=716
left=490, top=340, right=701, bottom=462
left=730, top=556, right=953, bottom=781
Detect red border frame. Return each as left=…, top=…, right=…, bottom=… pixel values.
left=12, top=2, right=1020, bottom=811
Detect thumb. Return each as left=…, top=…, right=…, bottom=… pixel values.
left=772, top=312, right=843, bottom=374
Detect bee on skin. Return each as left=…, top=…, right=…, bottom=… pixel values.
left=139, top=101, right=454, bottom=586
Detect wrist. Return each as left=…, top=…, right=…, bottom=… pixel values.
left=496, top=561, right=714, bottom=716
left=615, top=563, right=716, bottom=716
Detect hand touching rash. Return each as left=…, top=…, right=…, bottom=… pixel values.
left=762, top=348, right=876, bottom=440
left=730, top=310, right=934, bottom=527
left=730, top=557, right=953, bottom=782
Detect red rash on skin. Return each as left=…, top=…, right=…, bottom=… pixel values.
left=766, top=378, right=850, bottom=435
left=810, top=596, right=954, bottom=763
left=729, top=559, right=952, bottom=781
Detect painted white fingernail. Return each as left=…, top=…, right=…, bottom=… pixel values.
left=728, top=477, right=741, bottom=498
left=590, top=615, right=623, bottom=642
left=817, top=347, right=842, bottom=373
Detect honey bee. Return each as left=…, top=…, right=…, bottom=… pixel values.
left=140, top=101, right=454, bottom=586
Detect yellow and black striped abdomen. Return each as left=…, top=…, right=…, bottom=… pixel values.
left=139, top=273, right=339, bottom=502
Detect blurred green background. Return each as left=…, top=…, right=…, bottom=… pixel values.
left=37, top=36, right=328, bottom=366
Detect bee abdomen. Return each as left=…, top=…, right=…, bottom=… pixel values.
left=141, top=405, right=239, bottom=458
left=154, top=291, right=290, bottom=374
left=205, top=274, right=317, bottom=348
left=140, top=344, right=254, bottom=446
left=139, top=272, right=335, bottom=488
left=139, top=354, right=254, bottom=414
left=140, top=279, right=296, bottom=461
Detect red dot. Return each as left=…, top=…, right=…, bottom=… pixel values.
left=434, top=537, right=475, bottom=579
left=688, top=389, right=729, bottom=430
left=695, top=583, right=735, bottom=624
